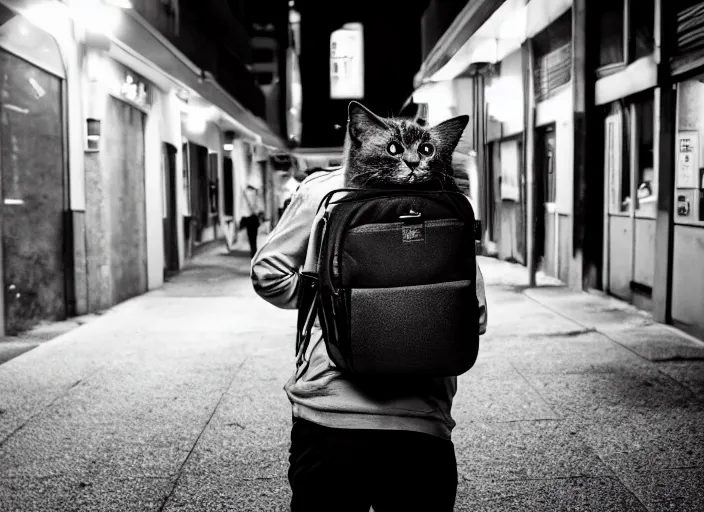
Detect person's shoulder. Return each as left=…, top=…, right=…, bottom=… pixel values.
left=293, top=168, right=345, bottom=210
left=299, top=167, right=345, bottom=193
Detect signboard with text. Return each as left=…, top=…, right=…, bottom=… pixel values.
left=330, top=23, right=364, bottom=99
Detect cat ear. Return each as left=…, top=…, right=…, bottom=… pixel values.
left=348, top=101, right=387, bottom=141
left=430, top=115, right=470, bottom=152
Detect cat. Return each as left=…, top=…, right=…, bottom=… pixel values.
left=342, top=101, right=469, bottom=191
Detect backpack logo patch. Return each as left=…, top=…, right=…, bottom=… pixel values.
left=402, top=223, right=425, bottom=243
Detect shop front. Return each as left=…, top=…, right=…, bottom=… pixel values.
left=670, top=76, right=704, bottom=339
left=601, top=92, right=657, bottom=309
left=0, top=6, right=68, bottom=335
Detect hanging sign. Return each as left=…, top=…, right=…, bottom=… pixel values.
left=330, top=23, right=364, bottom=99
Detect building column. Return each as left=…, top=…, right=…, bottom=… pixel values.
left=652, top=0, right=675, bottom=323
left=571, top=0, right=594, bottom=290
left=523, top=39, right=538, bottom=286
left=575, top=0, right=602, bottom=290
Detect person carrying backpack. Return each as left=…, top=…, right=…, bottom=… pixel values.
left=251, top=101, right=488, bottom=512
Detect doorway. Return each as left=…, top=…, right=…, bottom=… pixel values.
left=103, top=97, right=148, bottom=305
left=536, top=125, right=558, bottom=278
left=603, top=93, right=656, bottom=308
left=162, top=143, right=178, bottom=275
left=497, top=138, right=526, bottom=264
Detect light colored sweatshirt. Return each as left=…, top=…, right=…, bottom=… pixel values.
left=251, top=168, right=488, bottom=440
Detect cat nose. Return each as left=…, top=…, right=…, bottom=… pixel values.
left=403, top=158, right=420, bottom=170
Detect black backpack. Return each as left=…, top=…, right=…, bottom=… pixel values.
left=296, top=188, right=482, bottom=378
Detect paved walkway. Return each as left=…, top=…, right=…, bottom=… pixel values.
left=0, top=246, right=703, bottom=511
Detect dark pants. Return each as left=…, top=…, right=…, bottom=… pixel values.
left=288, top=418, right=457, bottom=512
left=242, top=215, right=260, bottom=257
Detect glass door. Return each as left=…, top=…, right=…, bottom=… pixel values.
left=603, top=92, right=657, bottom=304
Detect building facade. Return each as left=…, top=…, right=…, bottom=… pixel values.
left=0, top=0, right=289, bottom=335
left=414, top=0, right=704, bottom=342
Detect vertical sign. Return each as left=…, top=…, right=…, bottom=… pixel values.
left=330, top=23, right=364, bottom=99
left=286, top=47, right=303, bottom=144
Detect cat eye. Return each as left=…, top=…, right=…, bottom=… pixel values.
left=418, top=143, right=435, bottom=157
left=386, top=141, right=403, bottom=156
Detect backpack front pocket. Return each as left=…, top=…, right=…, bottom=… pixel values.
left=347, top=280, right=479, bottom=377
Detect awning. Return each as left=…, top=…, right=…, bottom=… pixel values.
left=414, top=0, right=506, bottom=88
left=423, top=0, right=572, bottom=84
left=115, top=8, right=288, bottom=151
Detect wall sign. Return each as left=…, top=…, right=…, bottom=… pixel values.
left=677, top=131, right=699, bottom=189
left=109, top=63, right=152, bottom=110
left=120, top=73, right=150, bottom=108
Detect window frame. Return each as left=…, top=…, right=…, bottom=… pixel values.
left=596, top=0, right=656, bottom=78
left=605, top=91, right=657, bottom=218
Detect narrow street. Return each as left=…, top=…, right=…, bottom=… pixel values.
left=0, top=245, right=703, bottom=511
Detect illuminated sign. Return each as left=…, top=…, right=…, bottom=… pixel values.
left=119, top=72, right=150, bottom=108
left=330, top=23, right=364, bottom=99
left=286, top=47, right=302, bottom=145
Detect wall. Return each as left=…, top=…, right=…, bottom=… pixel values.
left=536, top=85, right=574, bottom=215
left=492, top=49, right=524, bottom=137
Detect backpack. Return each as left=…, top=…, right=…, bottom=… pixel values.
left=296, top=187, right=482, bottom=378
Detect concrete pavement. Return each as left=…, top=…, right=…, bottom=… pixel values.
left=0, top=245, right=703, bottom=511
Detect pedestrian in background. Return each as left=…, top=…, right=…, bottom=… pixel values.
left=240, top=184, right=264, bottom=258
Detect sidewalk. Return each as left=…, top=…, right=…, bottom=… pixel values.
left=0, top=250, right=703, bottom=511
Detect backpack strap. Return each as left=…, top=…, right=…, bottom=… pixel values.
left=294, top=207, right=330, bottom=378
left=295, top=271, right=319, bottom=357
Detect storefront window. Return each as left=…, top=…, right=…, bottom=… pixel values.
left=634, top=94, right=656, bottom=217
left=599, top=0, right=625, bottom=68
left=632, top=0, right=655, bottom=61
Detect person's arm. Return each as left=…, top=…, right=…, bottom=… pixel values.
left=250, top=177, right=325, bottom=309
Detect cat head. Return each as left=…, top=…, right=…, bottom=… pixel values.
left=343, top=101, right=469, bottom=188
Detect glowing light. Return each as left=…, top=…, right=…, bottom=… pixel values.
left=330, top=23, right=364, bottom=99
left=105, top=0, right=133, bottom=8
left=223, top=143, right=234, bottom=151
left=184, top=106, right=213, bottom=134
left=21, top=2, right=71, bottom=39
left=485, top=76, right=522, bottom=124
left=72, top=0, right=123, bottom=39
